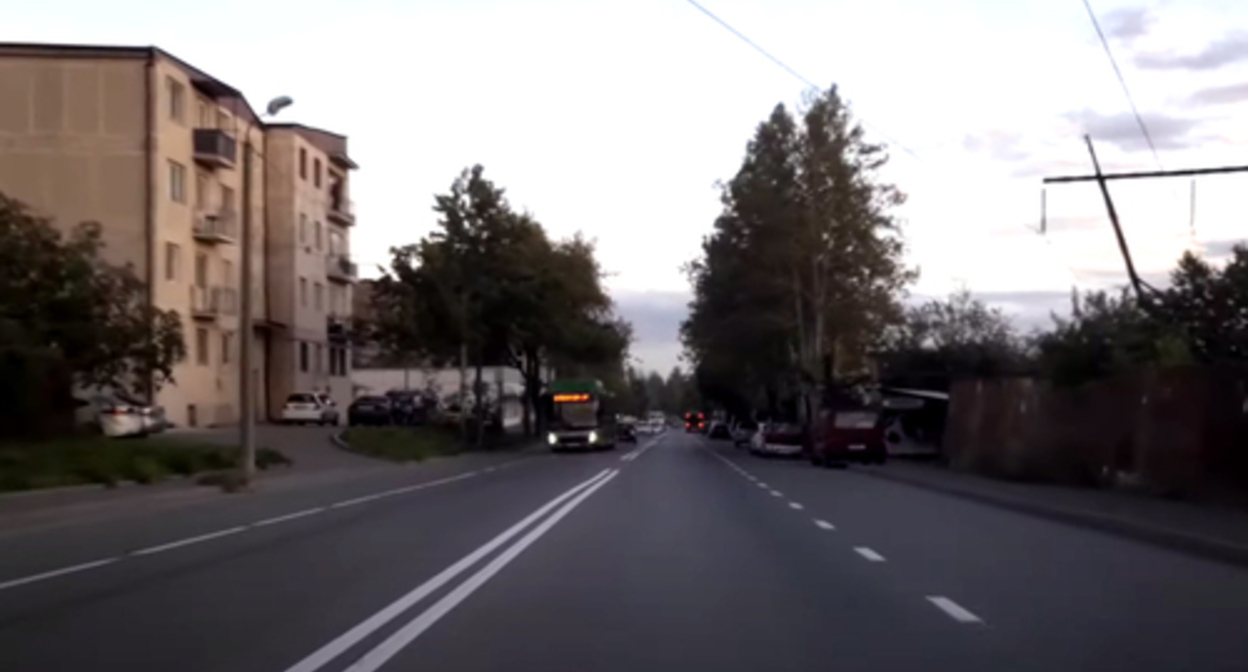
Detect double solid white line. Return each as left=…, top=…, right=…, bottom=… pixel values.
left=283, top=468, right=619, bottom=672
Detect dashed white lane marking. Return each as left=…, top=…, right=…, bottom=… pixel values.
left=854, top=547, right=887, bottom=562
left=757, top=482, right=769, bottom=489
left=254, top=507, right=327, bottom=527
left=284, top=469, right=617, bottom=672
left=789, top=502, right=804, bottom=510
left=769, top=490, right=783, bottom=498
left=483, top=467, right=497, bottom=473
left=0, top=558, right=120, bottom=591
left=132, top=527, right=247, bottom=556
left=927, top=596, right=983, bottom=624
left=814, top=520, right=836, bottom=531
left=0, top=468, right=494, bottom=592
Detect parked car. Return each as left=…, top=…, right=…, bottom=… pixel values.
left=281, top=393, right=338, bottom=426
left=348, top=395, right=393, bottom=426
left=809, top=407, right=887, bottom=466
left=749, top=421, right=806, bottom=457
left=731, top=419, right=759, bottom=447
left=708, top=420, right=732, bottom=440
left=74, top=393, right=168, bottom=438
left=385, top=390, right=426, bottom=425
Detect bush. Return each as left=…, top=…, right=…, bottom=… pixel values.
left=342, top=426, right=462, bottom=463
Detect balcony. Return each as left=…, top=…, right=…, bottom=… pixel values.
left=192, top=210, right=237, bottom=244
left=327, top=314, right=350, bottom=343
left=326, top=254, right=358, bottom=283
left=193, top=129, right=237, bottom=169
left=190, top=285, right=239, bottom=320
left=327, top=199, right=355, bottom=226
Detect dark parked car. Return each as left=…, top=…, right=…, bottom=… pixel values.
left=809, top=407, right=887, bottom=466
left=749, top=421, right=806, bottom=457
left=349, top=395, right=393, bottom=426
left=384, top=390, right=428, bottom=425
left=708, top=421, right=732, bottom=440
left=619, top=421, right=638, bottom=443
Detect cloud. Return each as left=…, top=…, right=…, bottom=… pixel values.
left=612, top=290, right=690, bottom=373
left=1201, top=238, right=1246, bottom=258
left=1102, top=7, right=1154, bottom=44
left=962, top=130, right=1030, bottom=162
left=1136, top=31, right=1248, bottom=70
left=1187, top=82, right=1248, bottom=106
left=1063, top=108, right=1201, bottom=152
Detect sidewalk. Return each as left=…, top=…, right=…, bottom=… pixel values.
left=861, top=460, right=1248, bottom=568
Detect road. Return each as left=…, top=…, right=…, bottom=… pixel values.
left=2, top=431, right=1248, bottom=671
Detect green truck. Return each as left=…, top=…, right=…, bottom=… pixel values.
left=542, top=379, right=618, bottom=451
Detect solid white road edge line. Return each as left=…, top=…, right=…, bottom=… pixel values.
left=281, top=468, right=615, bottom=672
left=814, top=520, right=836, bottom=531
left=854, top=547, right=887, bottom=562
left=131, top=527, right=248, bottom=556
left=926, top=596, right=983, bottom=623
left=343, top=470, right=622, bottom=672
left=0, top=558, right=120, bottom=592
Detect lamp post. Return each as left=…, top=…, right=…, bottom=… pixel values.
left=239, top=95, right=293, bottom=487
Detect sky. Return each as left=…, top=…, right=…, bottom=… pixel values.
left=6, top=0, right=1248, bottom=373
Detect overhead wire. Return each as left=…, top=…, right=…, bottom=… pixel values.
left=680, top=0, right=1086, bottom=288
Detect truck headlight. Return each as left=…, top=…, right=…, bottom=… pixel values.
left=588, top=431, right=598, bottom=444
left=547, top=432, right=557, bottom=445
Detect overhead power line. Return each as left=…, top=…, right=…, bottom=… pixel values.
left=1080, top=0, right=1162, bottom=169
left=681, top=0, right=920, bottom=160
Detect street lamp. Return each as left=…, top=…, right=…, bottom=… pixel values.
left=239, top=95, right=293, bottom=487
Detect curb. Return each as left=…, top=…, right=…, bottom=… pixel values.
left=858, top=467, right=1248, bottom=570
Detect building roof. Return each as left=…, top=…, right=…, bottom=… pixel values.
left=0, top=41, right=262, bottom=125
left=267, top=123, right=358, bottom=169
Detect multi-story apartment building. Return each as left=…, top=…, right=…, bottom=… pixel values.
left=264, top=124, right=357, bottom=415
left=0, top=43, right=356, bottom=427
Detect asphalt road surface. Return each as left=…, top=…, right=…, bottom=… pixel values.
left=3, top=431, right=1248, bottom=672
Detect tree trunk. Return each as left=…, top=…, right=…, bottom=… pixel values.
left=474, top=361, right=485, bottom=449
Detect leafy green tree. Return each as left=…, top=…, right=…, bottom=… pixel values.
left=682, top=85, right=913, bottom=417
left=0, top=192, right=185, bottom=399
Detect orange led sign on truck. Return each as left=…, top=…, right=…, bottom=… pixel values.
left=553, top=393, right=591, bottom=403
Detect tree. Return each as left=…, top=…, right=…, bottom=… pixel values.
left=877, top=289, right=1027, bottom=388
left=369, top=166, right=632, bottom=438
left=682, top=85, right=914, bottom=418
left=0, top=192, right=185, bottom=400
left=1158, top=246, right=1248, bottom=363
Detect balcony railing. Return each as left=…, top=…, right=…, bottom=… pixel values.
left=192, top=210, right=237, bottom=244
left=190, top=285, right=239, bottom=319
left=327, top=199, right=355, bottom=226
left=193, top=129, right=237, bottom=169
left=326, top=254, right=358, bottom=283
left=327, top=314, right=350, bottom=342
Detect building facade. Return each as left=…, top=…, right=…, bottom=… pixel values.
left=0, top=43, right=356, bottom=427
left=264, top=124, right=357, bottom=416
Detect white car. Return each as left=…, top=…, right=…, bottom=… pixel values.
left=74, top=394, right=168, bottom=438
left=281, top=393, right=340, bottom=426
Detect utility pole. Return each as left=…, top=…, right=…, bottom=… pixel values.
left=1083, top=135, right=1146, bottom=302
left=237, top=96, right=292, bottom=488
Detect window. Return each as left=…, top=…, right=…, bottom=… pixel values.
left=313, top=158, right=322, bottom=188
left=197, top=101, right=212, bottom=128
left=168, top=161, right=186, bottom=203
left=216, top=109, right=229, bottom=130
left=299, top=214, right=308, bottom=245
left=314, top=282, right=324, bottom=311
left=194, top=252, right=208, bottom=288
left=222, top=259, right=234, bottom=287
left=299, top=277, right=308, bottom=307
left=221, top=332, right=233, bottom=365
left=329, top=347, right=349, bottom=377
left=196, top=328, right=209, bottom=365
left=314, top=221, right=323, bottom=250
left=299, top=148, right=307, bottom=180
left=221, top=186, right=235, bottom=214
left=314, top=344, right=323, bottom=374
left=329, top=230, right=344, bottom=256
left=166, top=77, right=184, bottom=122
left=299, top=342, right=309, bottom=373
left=195, top=172, right=208, bottom=209
left=330, top=285, right=345, bottom=315
left=164, top=242, right=180, bottom=281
